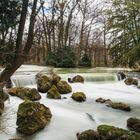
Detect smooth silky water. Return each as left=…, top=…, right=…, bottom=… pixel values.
left=0, top=65, right=140, bottom=140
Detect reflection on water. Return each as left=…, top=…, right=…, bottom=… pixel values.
left=0, top=65, right=140, bottom=140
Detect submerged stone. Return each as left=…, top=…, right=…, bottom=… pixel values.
left=96, top=98, right=111, bottom=104
left=16, top=100, right=52, bottom=135
left=57, top=80, right=72, bottom=94
left=47, top=85, right=61, bottom=99
left=72, top=92, right=86, bottom=102
left=124, top=77, right=138, bottom=86
left=127, top=117, right=140, bottom=133
left=8, top=87, right=41, bottom=101
left=77, top=129, right=100, bottom=140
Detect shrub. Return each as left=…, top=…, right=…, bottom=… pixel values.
left=46, top=46, right=76, bottom=68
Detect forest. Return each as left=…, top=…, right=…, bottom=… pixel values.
left=0, top=0, right=140, bottom=140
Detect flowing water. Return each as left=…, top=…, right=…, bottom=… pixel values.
left=0, top=65, right=140, bottom=140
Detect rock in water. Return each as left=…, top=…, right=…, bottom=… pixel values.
left=124, top=77, right=138, bottom=86
left=72, top=75, right=84, bottom=83
left=77, top=129, right=100, bottom=140
left=36, top=75, right=52, bottom=93
left=8, top=87, right=41, bottom=101
left=16, top=100, right=52, bottom=135
left=97, top=125, right=140, bottom=140
left=107, top=102, right=131, bottom=111
left=127, top=117, right=140, bottom=133
left=47, top=85, right=61, bottom=99
left=9, top=138, right=26, bottom=140
left=72, top=92, right=86, bottom=102
left=57, top=80, right=72, bottom=94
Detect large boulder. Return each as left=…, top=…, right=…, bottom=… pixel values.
left=16, top=100, right=52, bottom=135
left=77, top=129, right=100, bottom=140
left=124, top=77, right=138, bottom=86
left=57, top=80, right=72, bottom=94
left=72, top=75, right=84, bottom=83
left=127, top=117, right=140, bottom=133
left=107, top=102, right=131, bottom=111
left=72, top=92, right=86, bottom=102
left=8, top=87, right=41, bottom=101
left=47, top=85, right=61, bottom=99
left=97, top=125, right=140, bottom=140
left=36, top=75, right=52, bottom=93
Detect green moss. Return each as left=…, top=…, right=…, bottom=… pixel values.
left=71, top=92, right=86, bottom=102
left=57, top=80, right=72, bottom=94
left=47, top=85, right=61, bottom=99
left=16, top=100, right=52, bottom=135
left=97, top=125, right=140, bottom=140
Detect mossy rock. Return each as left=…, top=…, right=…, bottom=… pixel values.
left=127, top=118, right=140, bottom=133
left=50, top=74, right=61, bottom=85
left=77, top=129, right=100, bottom=140
left=72, top=92, right=86, bottom=102
left=57, top=80, right=72, bottom=94
left=8, top=87, right=41, bottom=101
left=107, top=102, right=131, bottom=111
left=72, top=75, right=84, bottom=83
left=16, top=100, right=52, bottom=135
left=47, top=85, right=61, bottom=99
left=124, top=78, right=138, bottom=86
left=97, top=125, right=140, bottom=140
left=36, top=75, right=52, bottom=93
left=0, top=99, right=4, bottom=115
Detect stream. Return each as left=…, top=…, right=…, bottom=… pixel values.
left=0, top=65, right=140, bottom=140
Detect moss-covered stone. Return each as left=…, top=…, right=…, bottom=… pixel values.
left=97, top=125, right=140, bottom=140
left=72, top=92, right=86, bottom=102
left=57, top=80, right=72, bottom=94
left=77, top=129, right=100, bottom=140
left=8, top=87, right=41, bottom=101
left=36, top=75, right=52, bottom=93
left=47, top=85, right=61, bottom=99
left=72, top=75, right=84, bottom=83
left=124, top=78, right=138, bottom=86
left=16, top=100, right=52, bottom=135
left=50, top=74, right=61, bottom=85
left=127, top=118, right=140, bottom=133
left=107, top=102, right=131, bottom=111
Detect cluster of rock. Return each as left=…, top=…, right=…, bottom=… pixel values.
left=36, top=73, right=72, bottom=99
left=8, top=87, right=41, bottom=101
left=77, top=124, right=140, bottom=140
left=96, top=97, right=131, bottom=111
left=16, top=100, right=52, bottom=135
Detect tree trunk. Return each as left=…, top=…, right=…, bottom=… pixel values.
left=0, top=0, right=38, bottom=88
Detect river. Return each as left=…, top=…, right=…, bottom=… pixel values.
left=0, top=65, right=140, bottom=140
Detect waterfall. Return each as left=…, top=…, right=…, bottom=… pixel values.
left=11, top=74, right=36, bottom=87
